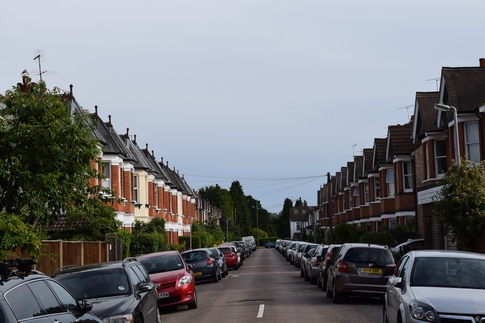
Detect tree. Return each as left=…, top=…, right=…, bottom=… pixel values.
left=0, top=74, right=119, bottom=255
left=276, top=198, right=292, bottom=238
left=230, top=181, right=252, bottom=235
left=433, top=159, right=485, bottom=251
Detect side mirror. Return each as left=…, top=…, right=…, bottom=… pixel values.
left=138, top=282, right=153, bottom=293
left=390, top=276, right=404, bottom=289
left=80, top=299, right=93, bottom=312
left=187, top=264, right=193, bottom=271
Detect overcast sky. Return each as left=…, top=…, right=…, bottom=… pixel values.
left=3, top=1, right=485, bottom=212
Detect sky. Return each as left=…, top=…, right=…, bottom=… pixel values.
left=3, top=1, right=485, bottom=213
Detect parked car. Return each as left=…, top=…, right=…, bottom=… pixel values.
left=208, top=247, right=228, bottom=277
left=52, top=257, right=160, bottom=323
left=137, top=250, right=197, bottom=310
left=317, top=244, right=342, bottom=291
left=384, top=249, right=485, bottom=323
left=326, top=243, right=395, bottom=303
left=297, top=243, right=317, bottom=269
left=390, top=238, right=425, bottom=254
left=220, top=242, right=243, bottom=267
left=218, top=245, right=240, bottom=270
left=301, top=248, right=316, bottom=281
left=265, top=242, right=276, bottom=248
left=181, top=248, right=221, bottom=283
left=308, top=244, right=328, bottom=285
left=292, top=242, right=309, bottom=267
left=285, top=242, right=298, bottom=262
left=0, top=258, right=104, bottom=323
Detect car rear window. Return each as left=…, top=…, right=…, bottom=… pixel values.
left=218, top=247, right=231, bottom=254
left=182, top=251, right=207, bottom=262
left=55, top=268, right=129, bottom=299
left=344, top=248, right=394, bottom=266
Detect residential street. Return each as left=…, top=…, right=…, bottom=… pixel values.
left=160, top=248, right=383, bottom=323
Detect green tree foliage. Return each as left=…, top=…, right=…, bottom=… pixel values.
left=0, top=74, right=110, bottom=228
left=230, top=181, right=252, bottom=235
left=130, top=219, right=168, bottom=255
left=332, top=223, right=364, bottom=243
left=276, top=198, right=292, bottom=238
left=433, top=159, right=485, bottom=251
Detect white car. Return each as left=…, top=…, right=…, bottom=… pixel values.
left=384, top=249, right=485, bottom=323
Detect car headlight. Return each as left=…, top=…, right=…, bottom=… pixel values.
left=179, top=275, right=192, bottom=287
left=102, top=314, right=133, bottom=323
left=409, top=300, right=438, bottom=322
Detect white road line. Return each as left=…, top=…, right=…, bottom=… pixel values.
left=257, top=304, right=265, bottom=318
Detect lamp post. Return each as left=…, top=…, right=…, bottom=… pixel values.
left=226, top=218, right=231, bottom=241
left=434, top=103, right=460, bottom=166
left=256, top=201, right=259, bottom=248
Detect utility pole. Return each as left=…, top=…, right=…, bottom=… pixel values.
left=256, top=201, right=259, bottom=248
left=327, top=172, right=333, bottom=244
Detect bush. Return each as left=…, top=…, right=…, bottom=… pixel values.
left=130, top=233, right=167, bottom=256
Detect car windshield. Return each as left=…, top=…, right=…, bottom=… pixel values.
left=344, top=248, right=394, bottom=266
left=139, top=255, right=183, bottom=274
left=219, top=247, right=231, bottom=254
left=182, top=251, right=207, bottom=262
left=410, top=257, right=485, bottom=289
left=55, top=268, right=129, bottom=299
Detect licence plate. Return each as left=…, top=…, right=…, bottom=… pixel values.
left=193, top=271, right=202, bottom=276
left=158, top=292, right=169, bottom=299
left=361, top=268, right=382, bottom=274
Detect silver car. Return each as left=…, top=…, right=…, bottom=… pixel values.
left=384, top=250, right=485, bottom=323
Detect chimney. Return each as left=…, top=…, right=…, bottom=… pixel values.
left=480, top=58, right=485, bottom=67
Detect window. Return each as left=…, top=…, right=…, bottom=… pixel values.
left=342, top=192, right=346, bottom=210
left=133, top=174, right=139, bottom=202
left=28, top=280, right=64, bottom=314
left=435, top=140, right=447, bottom=176
left=364, top=182, right=369, bottom=204
left=353, top=187, right=360, bottom=207
left=46, top=280, right=78, bottom=312
left=374, top=179, right=380, bottom=201
left=348, top=190, right=352, bottom=208
left=465, top=121, right=480, bottom=164
left=6, top=284, right=43, bottom=319
left=425, top=143, right=430, bottom=179
left=386, top=169, right=395, bottom=197
left=102, top=162, right=111, bottom=190
left=403, top=161, right=413, bottom=192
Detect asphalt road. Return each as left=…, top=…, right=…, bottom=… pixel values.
left=160, top=247, right=383, bottom=323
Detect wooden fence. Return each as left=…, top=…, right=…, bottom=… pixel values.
left=11, top=240, right=110, bottom=276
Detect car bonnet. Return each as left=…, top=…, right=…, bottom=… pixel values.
left=411, top=286, right=485, bottom=314
left=88, top=294, right=134, bottom=319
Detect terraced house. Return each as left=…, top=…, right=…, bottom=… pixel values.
left=316, top=58, right=485, bottom=252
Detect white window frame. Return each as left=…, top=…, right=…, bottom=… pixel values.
left=435, top=139, right=447, bottom=177
left=402, top=161, right=413, bottom=192
left=364, top=182, right=369, bottom=204
left=348, top=190, right=352, bottom=208
left=133, top=174, right=139, bottom=203
left=374, top=179, right=380, bottom=201
left=386, top=169, right=395, bottom=197
left=353, top=186, right=360, bottom=207
left=101, top=162, right=111, bottom=190
left=465, top=121, right=480, bottom=164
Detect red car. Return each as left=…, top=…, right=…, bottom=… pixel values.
left=137, top=250, right=197, bottom=310
left=218, top=245, right=240, bottom=270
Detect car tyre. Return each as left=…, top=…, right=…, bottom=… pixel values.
left=218, top=267, right=222, bottom=280
left=326, top=280, right=333, bottom=298
left=332, top=282, right=342, bottom=303
left=300, top=268, right=304, bottom=277
left=310, top=274, right=317, bottom=285
left=322, top=276, right=327, bottom=292
left=188, top=290, right=198, bottom=310
left=304, top=269, right=310, bottom=281
left=212, top=270, right=219, bottom=283
left=224, top=265, right=229, bottom=276
left=317, top=274, right=322, bottom=288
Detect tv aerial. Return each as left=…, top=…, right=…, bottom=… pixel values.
left=427, top=77, right=440, bottom=91
left=31, top=49, right=59, bottom=81
left=398, top=104, right=413, bottom=121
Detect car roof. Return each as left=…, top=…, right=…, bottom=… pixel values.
left=52, top=257, right=139, bottom=277
left=409, top=249, right=485, bottom=259
left=137, top=250, right=180, bottom=259
left=343, top=243, right=390, bottom=249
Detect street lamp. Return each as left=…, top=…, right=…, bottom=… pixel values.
left=434, top=103, right=460, bottom=166
left=226, top=218, right=231, bottom=241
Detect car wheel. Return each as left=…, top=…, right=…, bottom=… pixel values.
left=300, top=268, right=304, bottom=277
left=310, top=274, right=317, bottom=285
left=326, top=280, right=333, bottom=298
left=134, top=315, right=143, bottom=323
left=234, top=264, right=238, bottom=270
left=224, top=265, right=228, bottom=276
left=218, top=267, right=222, bottom=280
left=317, top=274, right=322, bottom=288
left=332, top=282, right=342, bottom=303
left=322, top=276, right=327, bottom=292
left=188, top=290, right=198, bottom=310
left=304, top=269, right=310, bottom=281
left=212, top=270, right=218, bottom=283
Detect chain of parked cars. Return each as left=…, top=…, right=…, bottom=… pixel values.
left=276, top=239, right=485, bottom=323
left=0, top=240, right=255, bottom=322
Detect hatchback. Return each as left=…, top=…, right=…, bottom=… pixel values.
left=181, top=249, right=221, bottom=283
left=0, top=258, right=103, bottom=323
left=52, top=257, right=160, bottom=323
left=218, top=245, right=240, bottom=270
left=317, top=244, right=342, bottom=291
left=208, top=247, right=228, bottom=277
left=384, top=250, right=485, bottom=323
left=137, top=250, right=197, bottom=310
left=326, top=243, right=395, bottom=303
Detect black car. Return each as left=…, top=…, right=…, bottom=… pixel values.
left=52, top=257, right=160, bottom=323
left=0, top=258, right=103, bottom=323
left=181, top=248, right=221, bottom=283
left=208, top=247, right=228, bottom=277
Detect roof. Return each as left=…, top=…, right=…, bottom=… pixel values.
left=387, top=122, right=417, bottom=158
left=441, top=66, right=485, bottom=112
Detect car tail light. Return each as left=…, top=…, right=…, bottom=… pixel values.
left=315, top=259, right=321, bottom=267
left=207, top=258, right=214, bottom=265
left=337, top=261, right=348, bottom=273
left=391, top=263, right=397, bottom=275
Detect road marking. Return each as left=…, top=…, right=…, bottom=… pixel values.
left=257, top=304, right=265, bottom=318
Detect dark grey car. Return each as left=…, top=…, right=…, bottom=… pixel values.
left=326, top=243, right=395, bottom=303
left=181, top=248, right=221, bottom=283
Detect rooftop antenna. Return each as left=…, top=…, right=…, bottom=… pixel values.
left=398, top=104, right=413, bottom=121
left=347, top=144, right=362, bottom=158
left=31, top=50, right=58, bottom=82
left=427, top=77, right=440, bottom=91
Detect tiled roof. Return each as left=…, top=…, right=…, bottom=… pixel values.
left=373, top=138, right=387, bottom=169
left=340, top=167, right=347, bottom=188
left=388, top=122, right=417, bottom=158
left=362, top=148, right=373, bottom=176
left=346, top=162, right=354, bottom=185
left=442, top=67, right=485, bottom=111
left=415, top=92, right=440, bottom=134
left=353, top=156, right=363, bottom=182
